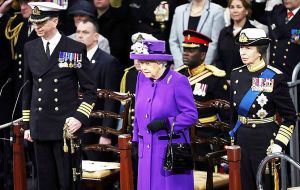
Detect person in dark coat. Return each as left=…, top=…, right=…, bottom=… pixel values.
left=252, top=0, right=300, bottom=80
left=177, top=30, right=230, bottom=167
left=216, top=0, right=255, bottom=80
left=230, top=28, right=296, bottom=190
left=92, top=0, right=130, bottom=68
left=0, top=1, right=38, bottom=189
left=126, top=0, right=188, bottom=48
left=22, top=2, right=97, bottom=190
left=76, top=18, right=121, bottom=161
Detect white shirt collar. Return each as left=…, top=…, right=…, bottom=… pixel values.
left=41, top=31, right=62, bottom=56
left=87, top=45, right=98, bottom=62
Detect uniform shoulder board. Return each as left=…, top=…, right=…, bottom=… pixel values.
left=205, top=64, right=226, bottom=77
left=267, top=65, right=282, bottom=74
left=232, top=65, right=247, bottom=71
left=175, top=65, right=188, bottom=72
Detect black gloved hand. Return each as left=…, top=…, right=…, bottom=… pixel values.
left=147, top=119, right=169, bottom=133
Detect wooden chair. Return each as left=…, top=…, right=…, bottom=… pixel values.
left=80, top=89, right=134, bottom=190
left=192, top=99, right=230, bottom=190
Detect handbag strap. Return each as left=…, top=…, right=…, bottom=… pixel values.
left=168, top=117, right=189, bottom=145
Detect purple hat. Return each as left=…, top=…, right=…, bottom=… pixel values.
left=130, top=40, right=173, bottom=61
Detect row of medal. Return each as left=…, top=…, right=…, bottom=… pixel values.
left=251, top=77, right=274, bottom=92
left=58, top=52, right=82, bottom=68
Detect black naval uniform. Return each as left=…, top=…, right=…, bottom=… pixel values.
left=230, top=61, right=296, bottom=190
left=0, top=11, right=37, bottom=190
left=252, top=3, right=300, bottom=80
left=177, top=64, right=230, bottom=160
left=127, top=0, right=188, bottom=43
left=22, top=35, right=97, bottom=190
left=268, top=4, right=300, bottom=80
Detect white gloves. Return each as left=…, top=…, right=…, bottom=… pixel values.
left=267, top=144, right=282, bottom=154
left=265, top=0, right=282, bottom=11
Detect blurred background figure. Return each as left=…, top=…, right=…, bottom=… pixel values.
left=169, top=0, right=225, bottom=69
left=68, top=0, right=110, bottom=53
left=126, top=0, right=188, bottom=53
left=0, top=0, right=38, bottom=189
left=75, top=18, right=121, bottom=162
left=216, top=0, right=255, bottom=80
left=92, top=0, right=130, bottom=68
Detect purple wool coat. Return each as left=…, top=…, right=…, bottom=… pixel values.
left=133, top=68, right=198, bottom=190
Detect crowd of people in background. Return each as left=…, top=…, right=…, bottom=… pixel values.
left=0, top=0, right=300, bottom=190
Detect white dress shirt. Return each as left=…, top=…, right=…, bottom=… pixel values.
left=41, top=31, right=62, bottom=56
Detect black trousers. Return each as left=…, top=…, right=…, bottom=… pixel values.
left=237, top=124, right=276, bottom=190
left=33, top=140, right=71, bottom=190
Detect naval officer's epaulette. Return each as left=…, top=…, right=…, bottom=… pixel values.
left=267, top=65, right=283, bottom=74
left=175, top=65, right=188, bottom=72
left=205, top=64, right=226, bottom=77
left=232, top=65, right=247, bottom=71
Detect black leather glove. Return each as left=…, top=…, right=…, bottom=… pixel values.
left=147, top=119, right=169, bottom=133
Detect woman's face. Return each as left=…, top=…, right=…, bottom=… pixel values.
left=229, top=0, right=248, bottom=22
left=139, top=60, right=163, bottom=79
left=239, top=46, right=261, bottom=65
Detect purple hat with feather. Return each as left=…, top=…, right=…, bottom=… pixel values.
left=130, top=40, right=173, bottom=61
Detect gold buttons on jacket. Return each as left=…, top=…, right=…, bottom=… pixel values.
left=252, top=104, right=256, bottom=108
left=252, top=124, right=256, bottom=128
left=235, top=80, right=239, bottom=84
left=54, top=79, right=58, bottom=83
left=54, top=98, right=58, bottom=102
left=19, top=75, right=22, bottom=79
left=54, top=88, right=58, bottom=92
left=55, top=107, right=59, bottom=111
left=38, top=78, right=42, bottom=82
left=38, top=98, right=42, bottom=102
left=38, top=107, right=42, bottom=111
left=38, top=88, right=42, bottom=92
left=18, top=61, right=22, bottom=65
left=234, top=91, right=237, bottom=94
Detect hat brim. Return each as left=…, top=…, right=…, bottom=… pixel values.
left=68, top=10, right=95, bottom=17
left=29, top=11, right=59, bottom=22
left=235, top=37, right=271, bottom=46
left=130, top=53, right=173, bottom=61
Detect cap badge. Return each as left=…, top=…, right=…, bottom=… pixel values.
left=187, top=34, right=191, bottom=40
left=239, top=33, right=248, bottom=43
left=32, top=6, right=41, bottom=16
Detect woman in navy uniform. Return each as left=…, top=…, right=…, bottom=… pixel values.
left=230, top=28, right=296, bottom=190
left=22, top=2, right=96, bottom=190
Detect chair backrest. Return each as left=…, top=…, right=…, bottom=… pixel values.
left=80, top=89, right=134, bottom=190
left=81, top=89, right=134, bottom=136
left=191, top=99, right=231, bottom=190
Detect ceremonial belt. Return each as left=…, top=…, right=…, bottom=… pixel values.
left=238, top=115, right=276, bottom=125
left=229, top=68, right=276, bottom=138
left=198, top=115, right=218, bottom=124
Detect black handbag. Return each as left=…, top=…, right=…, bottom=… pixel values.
left=163, top=117, right=193, bottom=172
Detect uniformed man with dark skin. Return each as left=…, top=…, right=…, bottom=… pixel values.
left=22, top=2, right=97, bottom=190
left=176, top=30, right=230, bottom=167
left=230, top=28, right=296, bottom=190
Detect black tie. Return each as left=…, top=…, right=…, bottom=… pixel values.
left=46, top=42, right=50, bottom=58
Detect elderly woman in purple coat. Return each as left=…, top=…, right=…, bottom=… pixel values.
left=130, top=39, right=198, bottom=190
